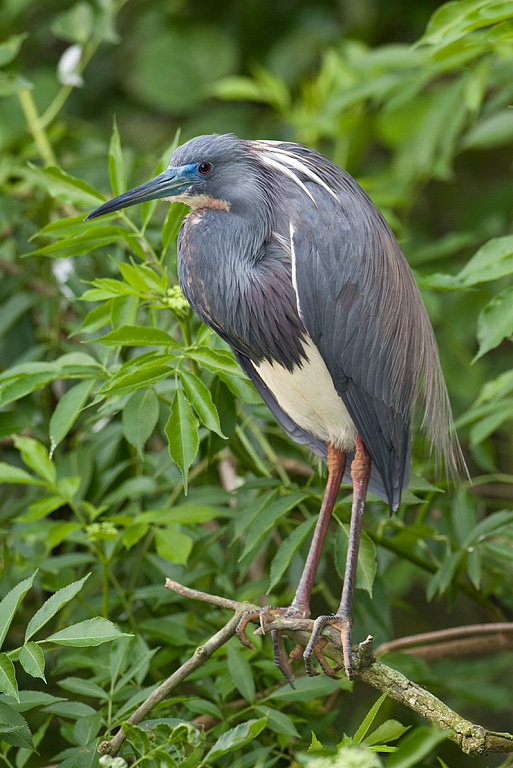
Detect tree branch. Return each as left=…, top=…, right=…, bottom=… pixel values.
left=97, top=595, right=259, bottom=756
left=97, top=580, right=513, bottom=757
left=376, top=623, right=513, bottom=660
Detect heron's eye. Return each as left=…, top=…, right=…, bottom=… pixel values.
left=198, top=162, right=211, bottom=175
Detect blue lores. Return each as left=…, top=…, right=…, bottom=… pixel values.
left=86, top=133, right=465, bottom=682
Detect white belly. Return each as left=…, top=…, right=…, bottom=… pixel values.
left=255, top=336, right=356, bottom=451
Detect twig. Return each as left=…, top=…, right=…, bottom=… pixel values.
left=97, top=581, right=513, bottom=757
left=354, top=638, right=513, bottom=757
left=97, top=593, right=259, bottom=756
left=376, top=623, right=513, bottom=659
left=164, top=577, right=242, bottom=610
left=252, top=617, right=513, bottom=756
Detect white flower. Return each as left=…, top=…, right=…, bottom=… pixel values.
left=57, top=44, right=84, bottom=87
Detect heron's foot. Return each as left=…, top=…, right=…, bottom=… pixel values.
left=236, top=606, right=343, bottom=684
left=236, top=605, right=311, bottom=686
left=304, top=614, right=354, bottom=680
left=236, top=605, right=289, bottom=650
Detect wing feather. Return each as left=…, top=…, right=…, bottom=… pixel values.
left=286, top=165, right=463, bottom=509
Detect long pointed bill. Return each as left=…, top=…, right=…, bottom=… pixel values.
left=84, top=166, right=195, bottom=220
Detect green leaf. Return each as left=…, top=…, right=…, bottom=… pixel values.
left=165, top=389, right=199, bottom=493
left=0, top=33, right=28, bottom=67
left=0, top=292, right=38, bottom=337
left=122, top=387, right=160, bottom=453
left=36, top=213, right=93, bottom=238
left=457, top=236, right=513, bottom=285
left=473, top=287, right=513, bottom=361
left=270, top=675, right=344, bottom=701
left=417, top=0, right=513, bottom=51
left=98, top=360, right=175, bottom=396
left=121, top=721, right=151, bottom=751
left=96, top=324, right=180, bottom=347
left=74, top=711, right=103, bottom=746
left=240, top=493, right=308, bottom=561
left=109, top=117, right=126, bottom=196
left=111, top=295, right=139, bottom=331
left=427, top=550, right=463, bottom=600
left=466, top=548, right=482, bottom=589
left=202, top=717, right=268, bottom=764
left=211, top=75, right=275, bottom=103
left=0, top=702, right=34, bottom=750
left=0, top=373, right=54, bottom=408
left=352, top=693, right=387, bottom=744
left=462, top=109, right=513, bottom=150
left=81, top=276, right=145, bottom=300
left=269, top=516, right=316, bottom=590
left=218, top=371, right=261, bottom=403
left=335, top=527, right=377, bottom=596
left=469, top=401, right=513, bottom=445
left=116, top=261, right=152, bottom=292
left=0, top=463, right=43, bottom=486
left=29, top=227, right=143, bottom=258
left=30, top=164, right=105, bottom=207
left=386, top=726, right=450, bottom=768
left=0, top=653, right=19, bottom=700
left=227, top=643, right=256, bottom=702
left=188, top=346, right=243, bottom=376
left=44, top=618, right=131, bottom=647
left=254, top=705, right=299, bottom=737
left=0, top=412, right=27, bottom=440
left=154, top=525, right=193, bottom=565
left=462, top=509, right=513, bottom=547
left=0, top=71, right=32, bottom=96
left=180, top=369, right=226, bottom=437
left=0, top=574, right=37, bottom=649
left=49, top=379, right=95, bottom=453
left=76, top=302, right=112, bottom=336
left=235, top=489, right=278, bottom=538
left=59, top=676, right=109, bottom=699
left=46, top=521, right=82, bottom=552
left=352, top=692, right=388, bottom=744
left=19, top=642, right=46, bottom=682
left=364, top=719, right=410, bottom=746
left=138, top=505, right=225, bottom=525
left=52, top=3, right=94, bottom=44
left=162, top=203, right=188, bottom=253
left=13, top=436, right=56, bottom=485
left=25, top=575, right=90, bottom=642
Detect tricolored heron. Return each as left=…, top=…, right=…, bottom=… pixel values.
left=86, top=133, right=464, bottom=680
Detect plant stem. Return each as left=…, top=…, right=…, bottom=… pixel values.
left=18, top=88, right=57, bottom=167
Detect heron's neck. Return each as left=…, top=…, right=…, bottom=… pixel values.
left=177, top=208, right=306, bottom=368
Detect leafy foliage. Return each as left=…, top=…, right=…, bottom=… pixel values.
left=0, top=0, right=512, bottom=766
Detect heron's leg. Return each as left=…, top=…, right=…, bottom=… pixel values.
left=304, top=436, right=371, bottom=679
left=236, top=444, right=345, bottom=683
left=287, top=443, right=346, bottom=616
left=336, top=435, right=370, bottom=677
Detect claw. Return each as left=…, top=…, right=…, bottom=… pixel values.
left=236, top=607, right=286, bottom=650
left=271, top=630, right=295, bottom=687
left=312, top=638, right=338, bottom=678
left=237, top=607, right=345, bottom=685
left=289, top=643, right=305, bottom=662
left=236, top=609, right=261, bottom=649
left=304, top=614, right=335, bottom=673
left=303, top=613, right=354, bottom=679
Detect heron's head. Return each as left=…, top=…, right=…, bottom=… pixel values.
left=85, top=134, right=270, bottom=220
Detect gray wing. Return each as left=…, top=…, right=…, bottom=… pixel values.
left=290, top=176, right=442, bottom=510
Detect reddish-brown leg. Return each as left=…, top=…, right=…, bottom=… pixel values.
left=304, top=436, right=371, bottom=679
left=236, top=444, right=346, bottom=682
left=287, top=444, right=346, bottom=617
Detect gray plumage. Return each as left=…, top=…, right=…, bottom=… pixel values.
left=86, top=133, right=464, bottom=510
